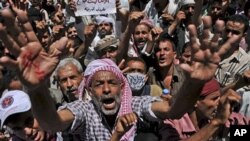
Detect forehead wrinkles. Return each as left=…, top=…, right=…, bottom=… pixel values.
left=92, top=71, right=121, bottom=82
left=135, top=24, right=150, bottom=31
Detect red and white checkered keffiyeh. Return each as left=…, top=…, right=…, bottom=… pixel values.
left=82, top=58, right=135, bottom=141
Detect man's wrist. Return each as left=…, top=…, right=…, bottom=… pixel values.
left=112, top=130, right=123, bottom=140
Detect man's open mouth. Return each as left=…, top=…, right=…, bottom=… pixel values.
left=102, top=98, right=115, bottom=109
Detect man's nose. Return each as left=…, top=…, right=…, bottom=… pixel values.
left=102, top=82, right=111, bottom=94
left=66, top=78, right=73, bottom=87
left=188, top=7, right=193, bottom=12
left=139, top=33, right=144, bottom=38
left=160, top=49, right=165, bottom=55
left=105, top=52, right=111, bottom=58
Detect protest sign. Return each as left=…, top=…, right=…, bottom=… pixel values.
left=75, top=0, right=116, bottom=16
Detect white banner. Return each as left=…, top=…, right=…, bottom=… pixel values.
left=75, top=0, right=116, bottom=16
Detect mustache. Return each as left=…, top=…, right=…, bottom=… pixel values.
left=136, top=39, right=147, bottom=42
left=92, top=93, right=122, bottom=103
left=66, top=87, right=78, bottom=93
left=95, top=94, right=115, bottom=103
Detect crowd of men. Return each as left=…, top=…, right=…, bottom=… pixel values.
left=0, top=0, right=250, bottom=140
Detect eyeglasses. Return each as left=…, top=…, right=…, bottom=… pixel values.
left=225, top=28, right=241, bottom=35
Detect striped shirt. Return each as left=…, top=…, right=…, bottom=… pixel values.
left=215, top=48, right=250, bottom=87
left=58, top=96, right=161, bottom=141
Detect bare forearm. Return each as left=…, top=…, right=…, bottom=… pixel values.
left=192, top=0, right=203, bottom=26
left=109, top=131, right=123, bottom=141
left=117, top=26, right=133, bottom=63
left=74, top=42, right=89, bottom=58
left=168, top=21, right=179, bottom=36
left=151, top=79, right=204, bottom=120
left=145, top=41, right=154, bottom=54
left=28, top=83, right=70, bottom=133
left=168, top=80, right=204, bottom=119
left=117, top=11, right=129, bottom=33
left=185, top=120, right=221, bottom=141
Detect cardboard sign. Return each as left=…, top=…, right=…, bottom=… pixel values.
left=75, top=0, right=116, bottom=16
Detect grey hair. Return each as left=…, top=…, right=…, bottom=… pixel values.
left=54, top=57, right=83, bottom=77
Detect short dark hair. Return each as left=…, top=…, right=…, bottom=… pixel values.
left=227, top=14, right=249, bottom=33
left=155, top=30, right=176, bottom=52
left=244, top=1, right=250, bottom=17
left=4, top=110, right=33, bottom=128
left=66, top=22, right=75, bottom=32
left=125, top=57, right=147, bottom=73
left=181, top=42, right=191, bottom=54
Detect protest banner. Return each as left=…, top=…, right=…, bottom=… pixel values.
left=75, top=0, right=116, bottom=16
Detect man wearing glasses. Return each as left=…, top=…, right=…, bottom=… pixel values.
left=215, top=14, right=250, bottom=87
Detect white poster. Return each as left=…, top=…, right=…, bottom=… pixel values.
left=75, top=0, right=116, bottom=16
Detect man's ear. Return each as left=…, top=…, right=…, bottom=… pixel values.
left=88, top=87, right=93, bottom=96
left=194, top=101, right=199, bottom=108
left=174, top=51, right=177, bottom=59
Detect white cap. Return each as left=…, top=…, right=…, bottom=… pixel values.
left=0, top=90, right=31, bottom=128
left=96, top=16, right=115, bottom=26
left=180, top=0, right=195, bottom=6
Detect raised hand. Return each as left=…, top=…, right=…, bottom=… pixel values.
left=0, top=8, right=68, bottom=87
left=180, top=24, right=241, bottom=83
left=112, top=112, right=137, bottom=139
left=174, top=11, right=186, bottom=25
left=149, top=27, right=163, bottom=42
left=14, top=0, right=29, bottom=13
left=215, top=89, right=241, bottom=125
left=127, top=11, right=144, bottom=32
left=116, top=0, right=129, bottom=18
left=84, top=23, right=97, bottom=43
left=161, top=13, right=174, bottom=25
left=117, top=59, right=129, bottom=74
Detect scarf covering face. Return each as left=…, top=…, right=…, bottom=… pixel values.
left=82, top=58, right=135, bottom=141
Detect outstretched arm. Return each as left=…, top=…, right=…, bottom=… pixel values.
left=0, top=6, right=74, bottom=132
left=151, top=23, right=241, bottom=120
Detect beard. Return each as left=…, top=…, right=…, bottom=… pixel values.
left=98, top=29, right=112, bottom=38
left=62, top=87, right=79, bottom=102
left=91, top=93, right=122, bottom=116
left=135, top=40, right=147, bottom=50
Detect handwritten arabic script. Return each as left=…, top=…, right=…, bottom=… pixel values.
left=77, top=0, right=109, bottom=5
left=84, top=7, right=106, bottom=12
left=75, top=0, right=116, bottom=16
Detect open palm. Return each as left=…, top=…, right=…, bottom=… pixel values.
left=0, top=8, right=67, bottom=87
left=180, top=24, right=240, bottom=83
